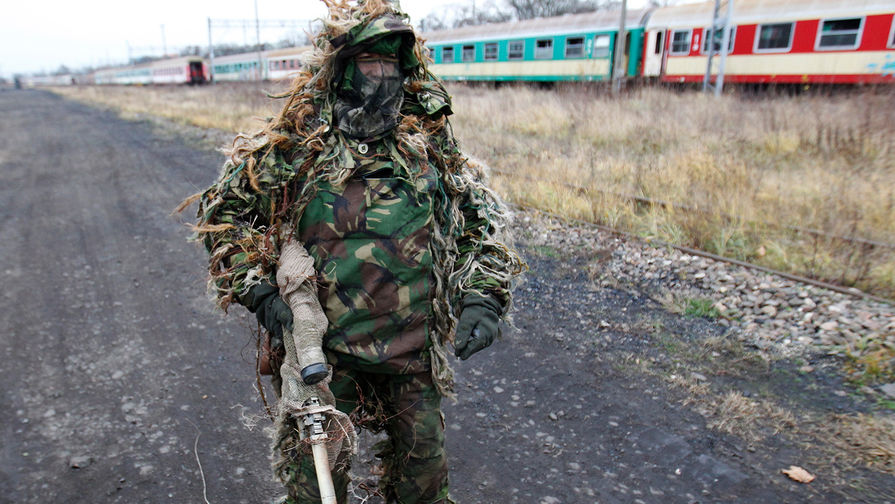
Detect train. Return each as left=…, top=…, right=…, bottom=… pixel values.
left=208, top=46, right=311, bottom=82
left=91, top=56, right=208, bottom=85
left=644, top=0, right=895, bottom=84
left=20, top=0, right=895, bottom=88
left=424, top=9, right=650, bottom=82
left=21, top=46, right=310, bottom=87
left=425, top=0, right=895, bottom=85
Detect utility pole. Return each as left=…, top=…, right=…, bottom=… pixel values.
left=255, top=0, right=264, bottom=81
left=208, top=17, right=215, bottom=84
left=612, top=0, right=627, bottom=95
left=703, top=0, right=734, bottom=96
left=161, top=24, right=167, bottom=56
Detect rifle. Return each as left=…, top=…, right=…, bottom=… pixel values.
left=277, top=240, right=354, bottom=504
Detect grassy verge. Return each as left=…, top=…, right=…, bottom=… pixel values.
left=51, top=82, right=895, bottom=298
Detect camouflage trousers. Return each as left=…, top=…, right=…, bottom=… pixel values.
left=276, top=368, right=452, bottom=504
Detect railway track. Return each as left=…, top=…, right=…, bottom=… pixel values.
left=492, top=169, right=894, bottom=305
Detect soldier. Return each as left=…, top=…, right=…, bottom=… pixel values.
left=190, top=1, right=524, bottom=502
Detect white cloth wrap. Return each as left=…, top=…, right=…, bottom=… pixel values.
left=273, top=239, right=356, bottom=470
left=277, top=240, right=329, bottom=379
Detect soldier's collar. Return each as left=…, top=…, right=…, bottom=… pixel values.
left=343, top=133, right=392, bottom=159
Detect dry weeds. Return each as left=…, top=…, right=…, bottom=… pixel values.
left=824, top=413, right=895, bottom=474
left=51, top=82, right=895, bottom=297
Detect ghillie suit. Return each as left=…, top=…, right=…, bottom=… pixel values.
left=187, top=0, right=525, bottom=501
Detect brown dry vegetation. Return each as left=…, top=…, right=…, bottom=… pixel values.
left=52, top=82, right=895, bottom=298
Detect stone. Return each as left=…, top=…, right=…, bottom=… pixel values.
left=819, top=321, right=839, bottom=332
left=880, top=383, right=895, bottom=400
left=70, top=456, right=91, bottom=469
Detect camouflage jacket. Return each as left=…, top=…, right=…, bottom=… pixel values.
left=198, top=132, right=518, bottom=376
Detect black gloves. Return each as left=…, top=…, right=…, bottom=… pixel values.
left=454, top=294, right=502, bottom=360
left=241, top=282, right=293, bottom=352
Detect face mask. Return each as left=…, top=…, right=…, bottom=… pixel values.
left=334, top=55, right=405, bottom=140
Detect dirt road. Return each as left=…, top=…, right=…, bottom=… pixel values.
left=0, top=90, right=890, bottom=503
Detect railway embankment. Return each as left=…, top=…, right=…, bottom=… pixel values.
left=516, top=210, right=895, bottom=397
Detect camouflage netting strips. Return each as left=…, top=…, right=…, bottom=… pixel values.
left=180, top=0, right=526, bottom=397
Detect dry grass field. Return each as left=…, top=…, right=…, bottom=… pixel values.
left=52, top=82, right=895, bottom=299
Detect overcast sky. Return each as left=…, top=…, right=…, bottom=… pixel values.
left=0, top=0, right=652, bottom=77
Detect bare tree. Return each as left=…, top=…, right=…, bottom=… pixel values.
left=419, top=12, right=448, bottom=32
left=453, top=0, right=513, bottom=27
left=419, top=0, right=623, bottom=31
left=419, top=0, right=513, bottom=30
left=506, top=0, right=617, bottom=20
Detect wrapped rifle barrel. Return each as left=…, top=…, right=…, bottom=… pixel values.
left=273, top=240, right=357, bottom=504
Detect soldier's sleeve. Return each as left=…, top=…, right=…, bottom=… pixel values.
left=195, top=148, right=287, bottom=310
left=453, top=160, right=525, bottom=315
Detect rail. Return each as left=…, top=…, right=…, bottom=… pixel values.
left=491, top=169, right=894, bottom=305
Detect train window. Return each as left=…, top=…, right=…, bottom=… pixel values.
left=593, top=35, right=610, bottom=57
left=670, top=30, right=691, bottom=55
left=890, top=19, right=895, bottom=48
left=702, top=26, right=736, bottom=54
left=816, top=18, right=863, bottom=50
left=565, top=37, right=585, bottom=58
left=508, top=40, right=524, bottom=60
left=462, top=45, right=475, bottom=62
left=535, top=39, right=553, bottom=59
left=654, top=31, right=663, bottom=55
left=755, top=22, right=794, bottom=52
left=442, top=47, right=454, bottom=63
left=484, top=43, right=498, bottom=61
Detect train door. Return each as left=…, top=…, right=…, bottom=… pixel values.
left=643, top=29, right=665, bottom=77
left=189, top=61, right=206, bottom=84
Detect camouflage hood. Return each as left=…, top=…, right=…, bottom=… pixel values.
left=189, top=0, right=526, bottom=397
left=298, top=1, right=453, bottom=133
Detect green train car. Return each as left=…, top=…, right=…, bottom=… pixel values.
left=424, top=9, right=649, bottom=82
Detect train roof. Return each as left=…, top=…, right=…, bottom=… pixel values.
left=94, top=55, right=203, bottom=73
left=265, top=46, right=313, bottom=58
left=151, top=56, right=205, bottom=66
left=647, top=0, right=895, bottom=28
left=422, top=9, right=651, bottom=45
left=212, top=46, right=310, bottom=64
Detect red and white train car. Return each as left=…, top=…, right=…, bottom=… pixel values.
left=644, top=0, right=895, bottom=84
left=265, top=46, right=311, bottom=81
left=150, top=56, right=208, bottom=85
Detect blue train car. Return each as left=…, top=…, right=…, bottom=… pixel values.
left=423, top=9, right=650, bottom=82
